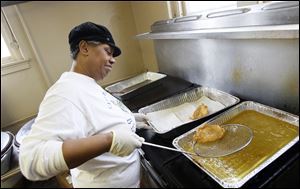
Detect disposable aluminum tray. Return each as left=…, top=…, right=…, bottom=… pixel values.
left=105, top=72, right=166, bottom=100
left=138, top=87, right=240, bottom=134
left=173, top=101, right=299, bottom=188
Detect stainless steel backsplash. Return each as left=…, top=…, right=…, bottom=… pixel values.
left=154, top=38, right=299, bottom=114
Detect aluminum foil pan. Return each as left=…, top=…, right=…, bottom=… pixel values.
left=173, top=101, right=299, bottom=188
left=138, top=87, right=240, bottom=134
left=105, top=72, right=166, bottom=100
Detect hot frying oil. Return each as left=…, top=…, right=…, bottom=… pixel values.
left=184, top=110, right=299, bottom=183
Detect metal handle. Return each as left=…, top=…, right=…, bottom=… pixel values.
left=142, top=142, right=197, bottom=156
left=1, top=167, right=21, bottom=181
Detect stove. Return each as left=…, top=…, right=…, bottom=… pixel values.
left=136, top=127, right=299, bottom=188
left=115, top=74, right=299, bottom=188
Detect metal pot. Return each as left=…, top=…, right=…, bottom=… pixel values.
left=1, top=131, right=14, bottom=175
left=14, top=118, right=35, bottom=151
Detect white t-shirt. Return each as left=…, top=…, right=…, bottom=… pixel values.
left=19, top=72, right=140, bottom=188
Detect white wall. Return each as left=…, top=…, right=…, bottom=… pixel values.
left=1, top=6, right=48, bottom=128
left=130, top=1, right=170, bottom=72
left=16, top=1, right=146, bottom=86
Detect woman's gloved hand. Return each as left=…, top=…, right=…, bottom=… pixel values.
left=109, top=129, right=145, bottom=157
left=134, top=113, right=152, bottom=130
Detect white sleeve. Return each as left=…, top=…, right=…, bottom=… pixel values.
left=19, top=95, right=86, bottom=181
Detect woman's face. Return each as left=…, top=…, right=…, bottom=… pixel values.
left=86, top=42, right=116, bottom=81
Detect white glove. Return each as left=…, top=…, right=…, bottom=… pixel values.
left=134, top=113, right=152, bottom=130
left=109, top=129, right=145, bottom=157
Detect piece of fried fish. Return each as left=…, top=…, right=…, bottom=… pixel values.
left=193, top=124, right=225, bottom=143
left=190, top=104, right=208, bottom=120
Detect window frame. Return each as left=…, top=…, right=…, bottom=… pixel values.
left=1, top=8, right=30, bottom=75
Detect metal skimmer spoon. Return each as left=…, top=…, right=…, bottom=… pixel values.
left=142, top=124, right=253, bottom=158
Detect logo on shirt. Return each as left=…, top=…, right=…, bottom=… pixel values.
left=127, top=118, right=136, bottom=132
left=102, top=91, right=131, bottom=113
left=127, top=118, right=133, bottom=124
left=112, top=100, right=131, bottom=113
left=102, top=91, right=113, bottom=109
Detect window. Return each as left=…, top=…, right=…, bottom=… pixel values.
left=183, top=1, right=266, bottom=16
left=184, top=1, right=237, bottom=15
left=1, top=34, right=11, bottom=58
left=1, top=8, right=30, bottom=75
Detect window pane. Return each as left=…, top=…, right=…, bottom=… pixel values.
left=1, top=34, right=11, bottom=58
left=185, top=1, right=237, bottom=15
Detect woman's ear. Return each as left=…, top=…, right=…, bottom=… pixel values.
left=78, top=40, right=89, bottom=56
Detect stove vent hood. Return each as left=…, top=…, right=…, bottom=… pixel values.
left=137, top=1, right=299, bottom=39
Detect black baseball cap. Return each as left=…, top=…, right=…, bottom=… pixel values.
left=68, top=22, right=121, bottom=57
